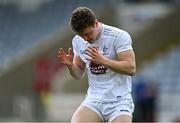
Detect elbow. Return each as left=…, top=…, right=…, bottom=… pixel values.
left=129, top=69, right=136, bottom=76
left=128, top=65, right=136, bottom=76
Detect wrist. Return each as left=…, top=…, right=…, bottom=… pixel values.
left=101, top=56, right=109, bottom=66
left=67, top=63, right=73, bottom=69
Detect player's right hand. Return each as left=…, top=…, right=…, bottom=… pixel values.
left=58, top=48, right=73, bottom=67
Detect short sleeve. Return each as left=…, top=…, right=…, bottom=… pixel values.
left=72, top=37, right=79, bottom=56
left=114, top=31, right=133, bottom=54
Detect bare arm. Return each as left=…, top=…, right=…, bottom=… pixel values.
left=86, top=47, right=136, bottom=76
left=58, top=48, right=86, bottom=80
left=101, top=50, right=136, bottom=76
left=68, top=55, right=86, bottom=80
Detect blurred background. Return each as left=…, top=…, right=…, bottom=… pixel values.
left=0, top=0, right=179, bottom=122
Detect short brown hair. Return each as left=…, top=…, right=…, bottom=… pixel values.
left=70, top=7, right=97, bottom=33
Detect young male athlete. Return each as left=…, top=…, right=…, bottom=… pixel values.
left=58, top=7, right=136, bottom=123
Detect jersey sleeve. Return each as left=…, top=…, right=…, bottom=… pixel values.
left=72, top=37, right=79, bottom=56
left=114, top=31, right=133, bottom=54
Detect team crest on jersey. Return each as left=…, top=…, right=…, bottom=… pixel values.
left=89, top=62, right=107, bottom=74
left=102, top=45, right=109, bottom=55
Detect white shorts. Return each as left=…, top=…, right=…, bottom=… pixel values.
left=81, top=98, right=134, bottom=122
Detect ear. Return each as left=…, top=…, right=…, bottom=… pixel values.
left=95, top=20, right=99, bottom=27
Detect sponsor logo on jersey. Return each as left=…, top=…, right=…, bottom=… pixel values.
left=89, top=62, right=107, bottom=74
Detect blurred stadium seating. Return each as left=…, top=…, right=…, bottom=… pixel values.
left=0, top=0, right=112, bottom=74
left=135, top=41, right=180, bottom=121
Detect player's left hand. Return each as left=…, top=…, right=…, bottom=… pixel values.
left=85, top=47, right=105, bottom=64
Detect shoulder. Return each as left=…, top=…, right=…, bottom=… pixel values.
left=72, top=35, right=84, bottom=45
left=102, top=24, right=128, bottom=38
left=103, top=24, right=132, bottom=45
left=72, top=35, right=83, bottom=42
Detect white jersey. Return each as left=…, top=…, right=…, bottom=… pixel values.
left=72, top=23, right=133, bottom=102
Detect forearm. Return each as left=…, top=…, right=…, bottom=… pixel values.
left=67, top=64, right=85, bottom=80
left=102, top=57, right=136, bottom=76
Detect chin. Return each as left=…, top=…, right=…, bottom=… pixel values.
left=87, top=40, right=93, bottom=44
left=88, top=39, right=96, bottom=44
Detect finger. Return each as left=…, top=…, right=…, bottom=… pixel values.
left=59, top=58, right=68, bottom=65
left=94, top=46, right=99, bottom=51
left=58, top=57, right=65, bottom=63
left=58, top=49, right=64, bottom=56
left=86, top=47, right=95, bottom=54
left=93, top=47, right=100, bottom=52
left=86, top=51, right=94, bottom=58
left=58, top=56, right=65, bottom=61
left=58, top=54, right=65, bottom=60
left=88, top=47, right=98, bottom=53
left=86, top=48, right=97, bottom=57
left=89, top=46, right=99, bottom=50
left=86, top=51, right=97, bottom=58
left=70, top=48, right=73, bottom=56
left=59, top=48, right=67, bottom=55
left=68, top=47, right=73, bottom=56
left=58, top=51, right=65, bottom=58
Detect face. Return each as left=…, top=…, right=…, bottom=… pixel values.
left=78, top=21, right=99, bottom=43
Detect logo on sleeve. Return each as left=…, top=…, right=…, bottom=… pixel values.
left=80, top=50, right=86, bottom=54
